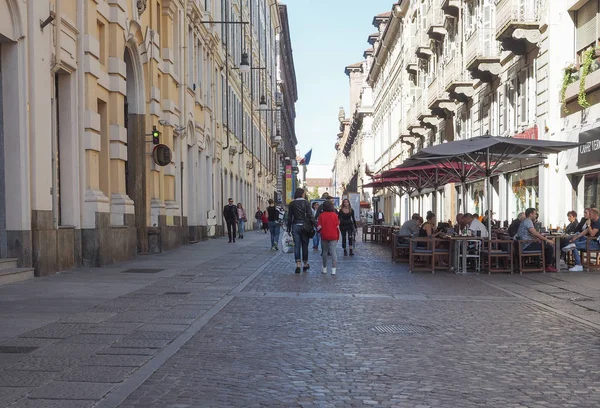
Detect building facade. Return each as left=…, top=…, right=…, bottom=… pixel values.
left=0, top=0, right=294, bottom=277
left=277, top=2, right=298, bottom=204
left=335, top=0, right=596, bottom=228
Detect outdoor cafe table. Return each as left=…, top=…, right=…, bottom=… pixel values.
left=450, top=236, right=484, bottom=274
left=545, top=233, right=577, bottom=271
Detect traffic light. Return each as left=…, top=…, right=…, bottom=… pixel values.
left=152, top=126, right=160, bottom=145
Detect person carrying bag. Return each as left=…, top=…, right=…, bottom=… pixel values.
left=287, top=188, right=317, bottom=273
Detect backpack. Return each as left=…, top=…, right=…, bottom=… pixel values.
left=255, top=210, right=263, bottom=219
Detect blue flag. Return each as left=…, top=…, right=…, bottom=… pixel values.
left=299, top=149, right=312, bottom=165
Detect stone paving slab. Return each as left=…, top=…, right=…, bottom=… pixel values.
left=4, top=234, right=600, bottom=407
left=10, top=399, right=95, bottom=408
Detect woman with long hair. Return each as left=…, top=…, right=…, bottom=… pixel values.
left=338, top=198, right=357, bottom=256
left=237, top=203, right=247, bottom=239
left=287, top=188, right=317, bottom=273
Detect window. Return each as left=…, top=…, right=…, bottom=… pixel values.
left=188, top=28, right=194, bottom=87
left=197, top=42, right=203, bottom=98
left=98, top=20, right=106, bottom=67
left=584, top=172, right=600, bottom=208
left=174, top=11, right=181, bottom=77
left=576, top=0, right=598, bottom=54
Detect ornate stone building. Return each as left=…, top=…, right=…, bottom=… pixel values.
left=0, top=0, right=291, bottom=279
left=335, top=0, right=593, bottom=228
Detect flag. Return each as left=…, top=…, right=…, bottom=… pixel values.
left=299, top=149, right=312, bottom=165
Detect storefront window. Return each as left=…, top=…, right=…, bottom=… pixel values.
left=509, top=167, right=539, bottom=219
left=584, top=173, right=599, bottom=208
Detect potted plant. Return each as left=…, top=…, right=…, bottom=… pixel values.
left=578, top=47, right=596, bottom=109
left=561, top=63, right=579, bottom=113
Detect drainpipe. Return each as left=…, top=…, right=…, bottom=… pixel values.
left=182, top=0, right=188, bottom=222
left=76, top=0, right=85, bottom=230
left=50, top=0, right=62, bottom=230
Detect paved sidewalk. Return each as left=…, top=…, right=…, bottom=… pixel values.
left=1, top=234, right=600, bottom=407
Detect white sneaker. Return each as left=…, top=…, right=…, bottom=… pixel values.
left=331, top=268, right=336, bottom=275
left=569, top=264, right=584, bottom=272
left=562, top=243, right=576, bottom=252
left=322, top=267, right=327, bottom=274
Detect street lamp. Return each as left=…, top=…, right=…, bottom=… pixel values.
left=259, top=95, right=268, bottom=110
left=239, top=53, right=251, bottom=73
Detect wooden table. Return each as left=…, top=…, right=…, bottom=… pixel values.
left=450, top=236, right=484, bottom=274
left=546, top=233, right=577, bottom=271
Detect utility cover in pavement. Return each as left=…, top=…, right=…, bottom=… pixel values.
left=121, top=269, right=164, bottom=274
left=0, top=346, right=38, bottom=353
left=370, top=324, right=433, bottom=334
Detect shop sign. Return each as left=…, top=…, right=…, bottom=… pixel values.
left=513, top=126, right=538, bottom=140
left=285, top=165, right=293, bottom=204
left=578, top=128, right=600, bottom=168
left=152, top=144, right=172, bottom=166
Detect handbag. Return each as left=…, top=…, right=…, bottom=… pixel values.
left=302, top=202, right=316, bottom=238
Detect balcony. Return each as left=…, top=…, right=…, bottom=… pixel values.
left=427, top=3, right=447, bottom=41
left=496, top=0, right=542, bottom=55
left=405, top=62, right=418, bottom=74
left=441, top=0, right=461, bottom=17
left=416, top=33, right=433, bottom=60
left=444, top=56, right=475, bottom=102
left=465, top=28, right=502, bottom=82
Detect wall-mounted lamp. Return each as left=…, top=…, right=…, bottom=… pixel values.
left=40, top=11, right=56, bottom=30
left=259, top=96, right=268, bottom=110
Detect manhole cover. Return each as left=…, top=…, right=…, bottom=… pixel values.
left=0, top=346, right=38, bottom=354
left=121, top=269, right=164, bottom=274
left=369, top=324, right=433, bottom=334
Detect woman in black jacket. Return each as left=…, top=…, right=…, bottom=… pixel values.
left=576, top=208, right=591, bottom=232
left=338, top=199, right=357, bottom=256
left=287, top=188, right=317, bottom=273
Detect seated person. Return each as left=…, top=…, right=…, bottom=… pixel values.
left=481, top=210, right=495, bottom=227
left=517, top=208, right=556, bottom=272
left=418, top=212, right=448, bottom=265
left=564, top=211, right=579, bottom=234
left=508, top=212, right=525, bottom=237
left=575, top=208, right=591, bottom=232
left=454, top=213, right=464, bottom=234
left=397, top=213, right=422, bottom=245
left=463, top=213, right=488, bottom=238
left=562, top=208, right=600, bottom=272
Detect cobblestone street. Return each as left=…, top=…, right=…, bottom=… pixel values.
left=3, top=233, right=600, bottom=407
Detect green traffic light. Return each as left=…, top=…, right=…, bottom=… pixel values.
left=152, top=126, right=160, bottom=144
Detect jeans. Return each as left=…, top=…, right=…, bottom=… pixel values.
left=312, top=231, right=321, bottom=248
left=571, top=237, right=600, bottom=265
left=321, top=240, right=338, bottom=267
left=256, top=220, right=261, bottom=231
left=340, top=228, right=354, bottom=249
left=226, top=219, right=237, bottom=241
left=269, top=221, right=280, bottom=248
left=238, top=220, right=245, bottom=237
left=292, top=224, right=309, bottom=263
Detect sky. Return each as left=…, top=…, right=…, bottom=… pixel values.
left=283, top=0, right=394, bottom=170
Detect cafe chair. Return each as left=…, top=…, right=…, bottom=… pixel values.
left=515, top=239, right=546, bottom=274
left=362, top=225, right=376, bottom=242
left=581, top=237, right=600, bottom=271
left=482, top=239, right=513, bottom=274
left=392, top=234, right=411, bottom=263
left=409, top=238, right=450, bottom=274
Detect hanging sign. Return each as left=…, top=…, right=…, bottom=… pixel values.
left=152, top=144, right=172, bottom=166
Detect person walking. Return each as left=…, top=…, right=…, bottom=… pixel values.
left=287, top=188, right=317, bottom=273
left=237, top=203, right=247, bottom=239
left=223, top=198, right=238, bottom=243
left=261, top=209, right=269, bottom=233
left=311, top=202, right=321, bottom=250
left=254, top=207, right=263, bottom=232
left=317, top=200, right=339, bottom=275
left=338, top=198, right=358, bottom=256
left=267, top=199, right=281, bottom=251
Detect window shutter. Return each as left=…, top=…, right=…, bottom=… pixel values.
left=576, top=0, right=597, bottom=52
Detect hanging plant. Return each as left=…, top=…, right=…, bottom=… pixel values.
left=561, top=64, right=578, bottom=113
left=578, top=47, right=595, bottom=109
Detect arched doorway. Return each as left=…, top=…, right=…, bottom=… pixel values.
left=123, top=42, right=147, bottom=252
